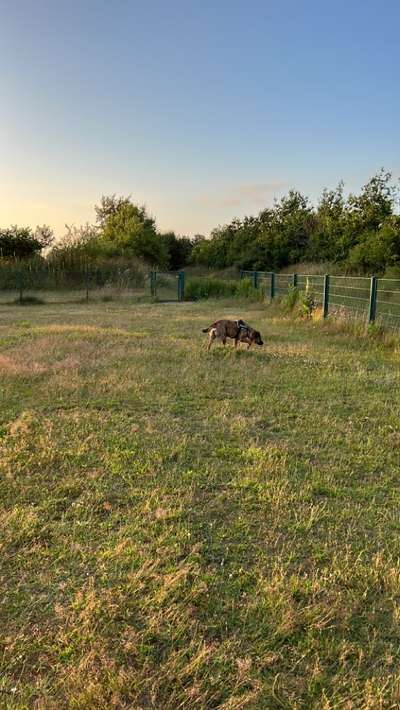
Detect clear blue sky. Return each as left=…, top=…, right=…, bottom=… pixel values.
left=1, top=0, right=399, bottom=238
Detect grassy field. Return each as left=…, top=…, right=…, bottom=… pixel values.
left=1, top=299, right=400, bottom=708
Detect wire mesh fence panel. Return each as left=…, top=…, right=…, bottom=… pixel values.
left=240, top=270, right=259, bottom=289
left=274, top=273, right=293, bottom=297
left=239, top=270, right=272, bottom=297
left=154, top=271, right=180, bottom=301
left=212, top=271, right=400, bottom=329
left=0, top=260, right=149, bottom=305
left=295, top=274, right=325, bottom=307
left=256, top=272, right=271, bottom=297
left=376, top=279, right=400, bottom=328
left=328, top=275, right=371, bottom=316
left=86, top=264, right=148, bottom=303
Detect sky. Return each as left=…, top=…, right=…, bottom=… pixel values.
left=0, top=0, right=399, bottom=239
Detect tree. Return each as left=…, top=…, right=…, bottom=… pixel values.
left=190, top=171, right=400, bottom=274
left=47, top=224, right=99, bottom=266
left=346, top=217, right=400, bottom=274
left=160, top=232, right=193, bottom=270
left=226, top=217, right=266, bottom=270
left=95, top=195, right=133, bottom=228
left=0, top=225, right=54, bottom=259
left=95, top=196, right=168, bottom=267
left=189, top=236, right=211, bottom=266
left=307, top=183, right=345, bottom=262
left=272, top=190, right=314, bottom=265
left=334, top=170, right=399, bottom=265
left=347, top=169, right=397, bottom=231
left=34, top=225, right=55, bottom=250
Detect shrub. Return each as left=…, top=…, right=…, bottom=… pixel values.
left=185, top=277, right=237, bottom=300
left=184, top=277, right=260, bottom=301
left=236, top=277, right=262, bottom=299
left=283, top=285, right=299, bottom=311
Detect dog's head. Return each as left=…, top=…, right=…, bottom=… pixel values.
left=253, top=330, right=263, bottom=345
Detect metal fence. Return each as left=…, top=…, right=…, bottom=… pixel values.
left=0, top=261, right=185, bottom=305
left=240, top=270, right=400, bottom=329
left=2, top=259, right=400, bottom=328
left=150, top=271, right=184, bottom=301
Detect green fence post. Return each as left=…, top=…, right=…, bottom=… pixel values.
left=150, top=271, right=156, bottom=298
left=323, top=274, right=330, bottom=318
left=18, top=266, right=24, bottom=304
left=292, top=273, right=298, bottom=289
left=253, top=271, right=258, bottom=289
left=178, top=271, right=185, bottom=301
left=240, top=269, right=244, bottom=280
left=85, top=261, right=90, bottom=302
left=270, top=272, right=275, bottom=300
left=368, top=275, right=378, bottom=323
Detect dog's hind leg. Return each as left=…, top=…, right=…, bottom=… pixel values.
left=207, top=328, right=217, bottom=351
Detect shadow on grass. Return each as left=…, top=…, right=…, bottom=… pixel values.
left=13, top=296, right=46, bottom=306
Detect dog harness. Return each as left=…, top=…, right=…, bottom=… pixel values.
left=236, top=320, right=250, bottom=336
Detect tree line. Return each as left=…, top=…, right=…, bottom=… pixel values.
left=1, top=170, right=399, bottom=275
left=191, top=170, right=400, bottom=275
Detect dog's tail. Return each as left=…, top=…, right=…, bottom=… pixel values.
left=202, top=321, right=217, bottom=333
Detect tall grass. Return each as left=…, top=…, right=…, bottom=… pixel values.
left=185, top=276, right=260, bottom=300
left=0, top=256, right=147, bottom=293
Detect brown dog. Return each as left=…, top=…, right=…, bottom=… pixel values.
left=202, top=319, right=263, bottom=351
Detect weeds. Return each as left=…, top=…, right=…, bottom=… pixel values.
left=283, top=284, right=299, bottom=311
left=297, top=278, right=316, bottom=317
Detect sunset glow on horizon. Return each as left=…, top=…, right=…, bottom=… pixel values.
left=1, top=0, right=399, bottom=239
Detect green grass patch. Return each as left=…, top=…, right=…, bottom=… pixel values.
left=1, top=298, right=400, bottom=707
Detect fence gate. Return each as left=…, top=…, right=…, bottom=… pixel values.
left=150, top=271, right=184, bottom=301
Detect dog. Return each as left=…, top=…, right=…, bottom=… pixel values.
left=202, top=319, right=263, bottom=351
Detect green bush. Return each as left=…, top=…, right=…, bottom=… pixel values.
left=184, top=276, right=260, bottom=301
left=184, top=277, right=236, bottom=300
left=283, top=285, right=299, bottom=311
left=236, top=278, right=262, bottom=298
